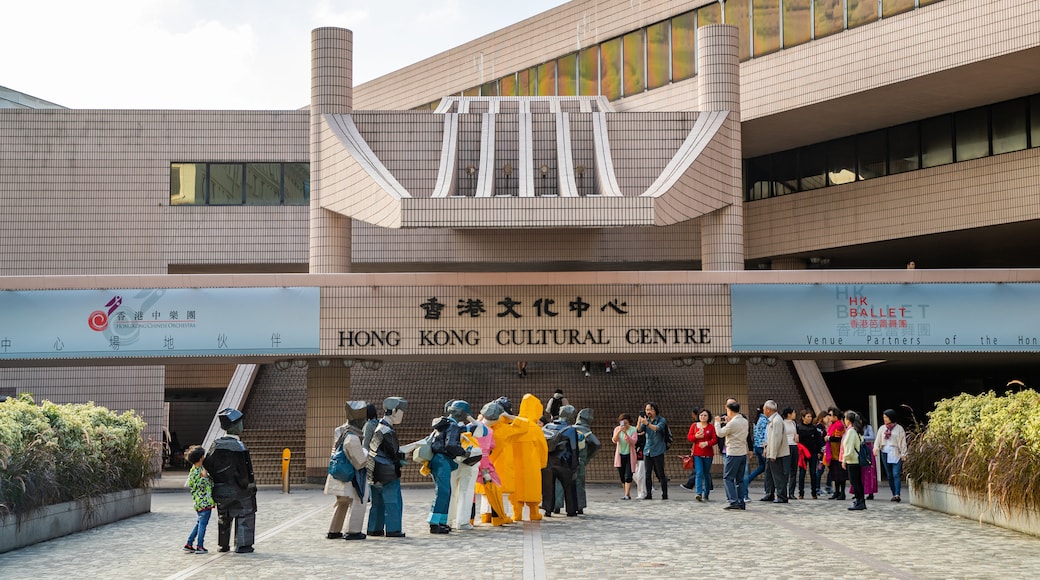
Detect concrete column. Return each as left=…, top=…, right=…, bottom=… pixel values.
left=703, top=359, right=748, bottom=423
left=697, top=24, right=744, bottom=271
left=305, top=363, right=351, bottom=481
left=310, top=27, right=352, bottom=274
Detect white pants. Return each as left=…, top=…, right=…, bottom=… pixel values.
left=633, top=460, right=647, bottom=498
left=448, top=463, right=479, bottom=528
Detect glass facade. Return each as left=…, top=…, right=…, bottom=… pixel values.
left=579, top=47, right=599, bottom=96
left=882, top=0, right=916, bottom=18
left=671, top=11, right=696, bottom=82
left=171, top=162, right=309, bottom=206
left=600, top=38, right=622, bottom=101
left=745, top=94, right=1040, bottom=202
left=558, top=53, right=578, bottom=97
left=847, top=0, right=879, bottom=29
left=646, top=21, right=670, bottom=90
left=783, top=0, right=812, bottom=47
left=622, top=30, right=645, bottom=97
left=814, top=0, right=844, bottom=39
left=752, top=0, right=781, bottom=57
left=537, top=62, right=556, bottom=96
left=725, top=0, right=751, bottom=61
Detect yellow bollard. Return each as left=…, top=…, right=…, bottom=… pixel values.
left=281, top=448, right=291, bottom=494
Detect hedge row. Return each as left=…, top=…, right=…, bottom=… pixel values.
left=0, top=394, right=156, bottom=517
left=905, top=389, right=1040, bottom=513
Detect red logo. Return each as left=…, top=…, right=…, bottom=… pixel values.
left=88, top=296, right=122, bottom=332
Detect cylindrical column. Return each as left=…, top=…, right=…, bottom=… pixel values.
left=310, top=27, right=353, bottom=273
left=697, top=24, right=744, bottom=271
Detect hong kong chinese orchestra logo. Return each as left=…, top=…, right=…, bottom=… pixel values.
left=88, top=296, right=122, bottom=332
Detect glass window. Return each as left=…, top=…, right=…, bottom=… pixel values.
left=283, top=163, right=309, bottom=205
left=882, top=0, right=915, bottom=18
left=745, top=155, right=772, bottom=200
left=814, top=0, right=844, bottom=39
left=170, top=163, right=205, bottom=205
left=827, top=137, right=857, bottom=185
left=800, top=143, right=827, bottom=190
left=783, top=0, right=812, bottom=48
left=888, top=122, right=920, bottom=174
left=921, top=115, right=953, bottom=168
left=557, top=53, right=577, bottom=96
left=724, top=0, right=751, bottom=61
left=463, top=86, right=480, bottom=97
left=919, top=0, right=943, bottom=5
left=847, top=0, right=878, bottom=29
left=500, top=74, right=517, bottom=97
left=991, top=99, right=1027, bottom=155
left=753, top=0, right=781, bottom=57
left=671, top=11, right=696, bottom=82
left=857, top=130, right=887, bottom=180
left=1031, top=95, right=1040, bottom=147
left=772, top=149, right=800, bottom=195
left=955, top=108, right=989, bottom=161
left=622, top=30, right=645, bottom=96
left=600, top=38, right=622, bottom=101
left=518, top=68, right=536, bottom=96
left=246, top=163, right=282, bottom=205
left=699, top=2, right=722, bottom=27
left=480, top=80, right=499, bottom=97
left=537, top=61, right=557, bottom=96
left=578, top=46, right=599, bottom=96
left=209, top=163, right=243, bottom=205
left=647, top=21, right=670, bottom=90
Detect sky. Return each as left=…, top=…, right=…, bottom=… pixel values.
left=0, top=0, right=569, bottom=110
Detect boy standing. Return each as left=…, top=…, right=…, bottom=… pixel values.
left=184, top=446, right=215, bottom=554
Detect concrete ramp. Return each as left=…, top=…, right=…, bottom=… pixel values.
left=202, top=363, right=259, bottom=449
left=792, top=360, right=837, bottom=413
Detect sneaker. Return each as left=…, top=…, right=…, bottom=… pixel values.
left=695, top=494, right=702, bottom=502
left=183, top=544, right=195, bottom=553
left=723, top=503, right=742, bottom=510
left=679, top=483, right=693, bottom=491
left=385, top=531, right=406, bottom=538
left=605, top=366, right=611, bottom=373
left=621, top=495, right=630, bottom=500
left=327, top=532, right=344, bottom=539
left=195, top=547, right=208, bottom=554
left=367, top=530, right=385, bottom=537
left=581, top=364, right=587, bottom=373
left=585, top=371, right=590, bottom=377
left=344, top=532, right=367, bottom=540
left=218, top=546, right=230, bottom=553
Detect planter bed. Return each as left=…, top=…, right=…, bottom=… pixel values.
left=910, top=481, right=1040, bottom=538
left=0, top=488, right=151, bottom=553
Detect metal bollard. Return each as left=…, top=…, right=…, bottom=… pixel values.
left=281, top=448, right=291, bottom=494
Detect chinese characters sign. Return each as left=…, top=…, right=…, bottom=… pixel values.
left=0, top=288, right=319, bottom=360
left=325, top=284, right=728, bottom=356
left=731, top=284, right=1040, bottom=352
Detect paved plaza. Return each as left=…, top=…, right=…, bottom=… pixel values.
left=2, top=478, right=1040, bottom=579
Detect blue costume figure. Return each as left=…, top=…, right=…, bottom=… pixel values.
left=366, top=397, right=408, bottom=538
left=204, top=408, right=257, bottom=553
left=573, top=408, right=601, bottom=514
left=427, top=400, right=466, bottom=534
left=541, top=405, right=580, bottom=517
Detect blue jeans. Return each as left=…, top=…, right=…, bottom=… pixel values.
left=723, top=455, right=747, bottom=506
left=743, top=445, right=765, bottom=496
left=883, top=453, right=903, bottom=497
left=427, top=453, right=453, bottom=525
left=368, top=479, right=403, bottom=533
left=694, top=455, right=713, bottom=496
left=187, top=507, right=212, bottom=548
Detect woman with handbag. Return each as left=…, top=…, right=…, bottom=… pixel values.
left=825, top=407, right=848, bottom=500
left=840, top=410, right=867, bottom=511
left=681, top=409, right=718, bottom=501
left=612, top=413, right=638, bottom=500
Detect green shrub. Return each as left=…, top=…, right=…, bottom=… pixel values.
left=905, top=389, right=1040, bottom=513
left=0, top=394, right=157, bottom=517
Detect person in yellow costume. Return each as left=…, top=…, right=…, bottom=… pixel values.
left=510, top=393, right=549, bottom=521
left=474, top=400, right=512, bottom=526
left=481, top=397, right=521, bottom=524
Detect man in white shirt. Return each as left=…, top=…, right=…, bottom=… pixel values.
left=761, top=400, right=790, bottom=503
left=715, top=400, right=749, bottom=511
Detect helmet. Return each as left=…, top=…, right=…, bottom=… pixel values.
left=448, top=400, right=471, bottom=422
left=558, top=405, right=577, bottom=425
left=217, top=408, right=243, bottom=430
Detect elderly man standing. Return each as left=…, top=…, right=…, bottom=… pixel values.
left=715, top=400, right=749, bottom=511
left=760, top=400, right=790, bottom=503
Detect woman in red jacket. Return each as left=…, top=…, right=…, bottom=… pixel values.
left=681, top=409, right=718, bottom=501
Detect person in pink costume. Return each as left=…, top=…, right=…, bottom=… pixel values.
left=510, top=393, right=549, bottom=521
left=475, top=400, right=512, bottom=526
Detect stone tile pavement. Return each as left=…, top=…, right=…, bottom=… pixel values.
left=2, top=478, right=1040, bottom=579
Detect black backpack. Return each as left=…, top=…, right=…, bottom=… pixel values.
left=661, top=421, right=674, bottom=450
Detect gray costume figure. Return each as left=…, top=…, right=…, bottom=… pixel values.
left=552, top=406, right=584, bottom=513
left=573, top=408, right=601, bottom=513
left=203, top=408, right=257, bottom=553
left=542, top=405, right=580, bottom=517
left=324, top=401, right=371, bottom=540
left=366, top=397, right=408, bottom=538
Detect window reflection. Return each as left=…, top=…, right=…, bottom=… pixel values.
left=698, top=2, right=722, bottom=27
left=647, top=22, right=670, bottom=90
left=827, top=137, right=857, bottom=185
left=888, top=123, right=919, bottom=174
left=990, top=99, right=1026, bottom=155
left=671, top=12, right=696, bottom=82
left=814, top=0, right=844, bottom=39
left=170, top=163, right=205, bottom=206
left=537, top=62, right=557, bottom=96
left=800, top=143, right=828, bottom=191
left=284, top=163, right=309, bottom=205
left=500, top=74, right=517, bottom=97
left=1031, top=95, right=1040, bottom=148
left=724, top=0, right=751, bottom=61
left=847, top=0, right=878, bottom=29
left=857, top=130, right=886, bottom=180
left=600, top=38, right=622, bottom=101
left=209, top=163, right=244, bottom=205
left=772, top=149, right=799, bottom=196
left=579, top=47, right=599, bottom=96
left=955, top=109, right=989, bottom=161
left=558, top=54, right=578, bottom=97
left=882, top=0, right=915, bottom=18
left=622, top=30, right=645, bottom=96
left=518, top=68, right=535, bottom=97
left=783, top=0, right=812, bottom=47
left=171, top=162, right=308, bottom=206
left=481, top=80, right=499, bottom=97
left=246, top=163, right=281, bottom=205
left=921, top=116, right=953, bottom=168
left=753, top=0, right=781, bottom=57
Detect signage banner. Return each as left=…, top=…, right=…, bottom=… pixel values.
left=731, top=283, right=1040, bottom=352
left=0, top=288, right=319, bottom=360
left=323, top=284, right=731, bottom=356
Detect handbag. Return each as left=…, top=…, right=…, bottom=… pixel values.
left=680, top=454, right=694, bottom=470
left=328, top=432, right=355, bottom=482
left=857, top=440, right=872, bottom=467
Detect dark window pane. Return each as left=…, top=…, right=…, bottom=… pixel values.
left=283, top=163, right=309, bottom=205
left=557, top=54, right=577, bottom=96
left=800, top=143, right=827, bottom=190
left=814, top=0, right=844, bottom=39
left=882, top=0, right=915, bottom=18
left=1032, top=95, right=1040, bottom=147
left=170, top=163, right=206, bottom=205
left=600, top=38, right=622, bottom=101
left=857, top=130, right=887, bottom=180
left=209, top=163, right=243, bottom=205
left=671, top=11, right=696, bottom=82
left=246, top=163, right=282, bottom=205
left=537, top=61, right=557, bottom=96
left=746, top=156, right=772, bottom=200
left=783, top=0, right=812, bottom=48
left=955, top=108, right=989, bottom=161
left=847, top=0, right=878, bottom=29
left=772, top=149, right=799, bottom=195
left=500, top=74, right=517, bottom=97
left=647, top=22, right=670, bottom=90
left=480, top=80, right=499, bottom=97
left=827, top=137, right=857, bottom=185
left=724, top=0, right=751, bottom=61
left=991, top=99, right=1027, bottom=154
left=753, top=0, right=781, bottom=57
left=578, top=46, right=599, bottom=96
left=888, top=123, right=920, bottom=174
left=622, top=30, right=645, bottom=96
left=921, top=115, right=953, bottom=168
